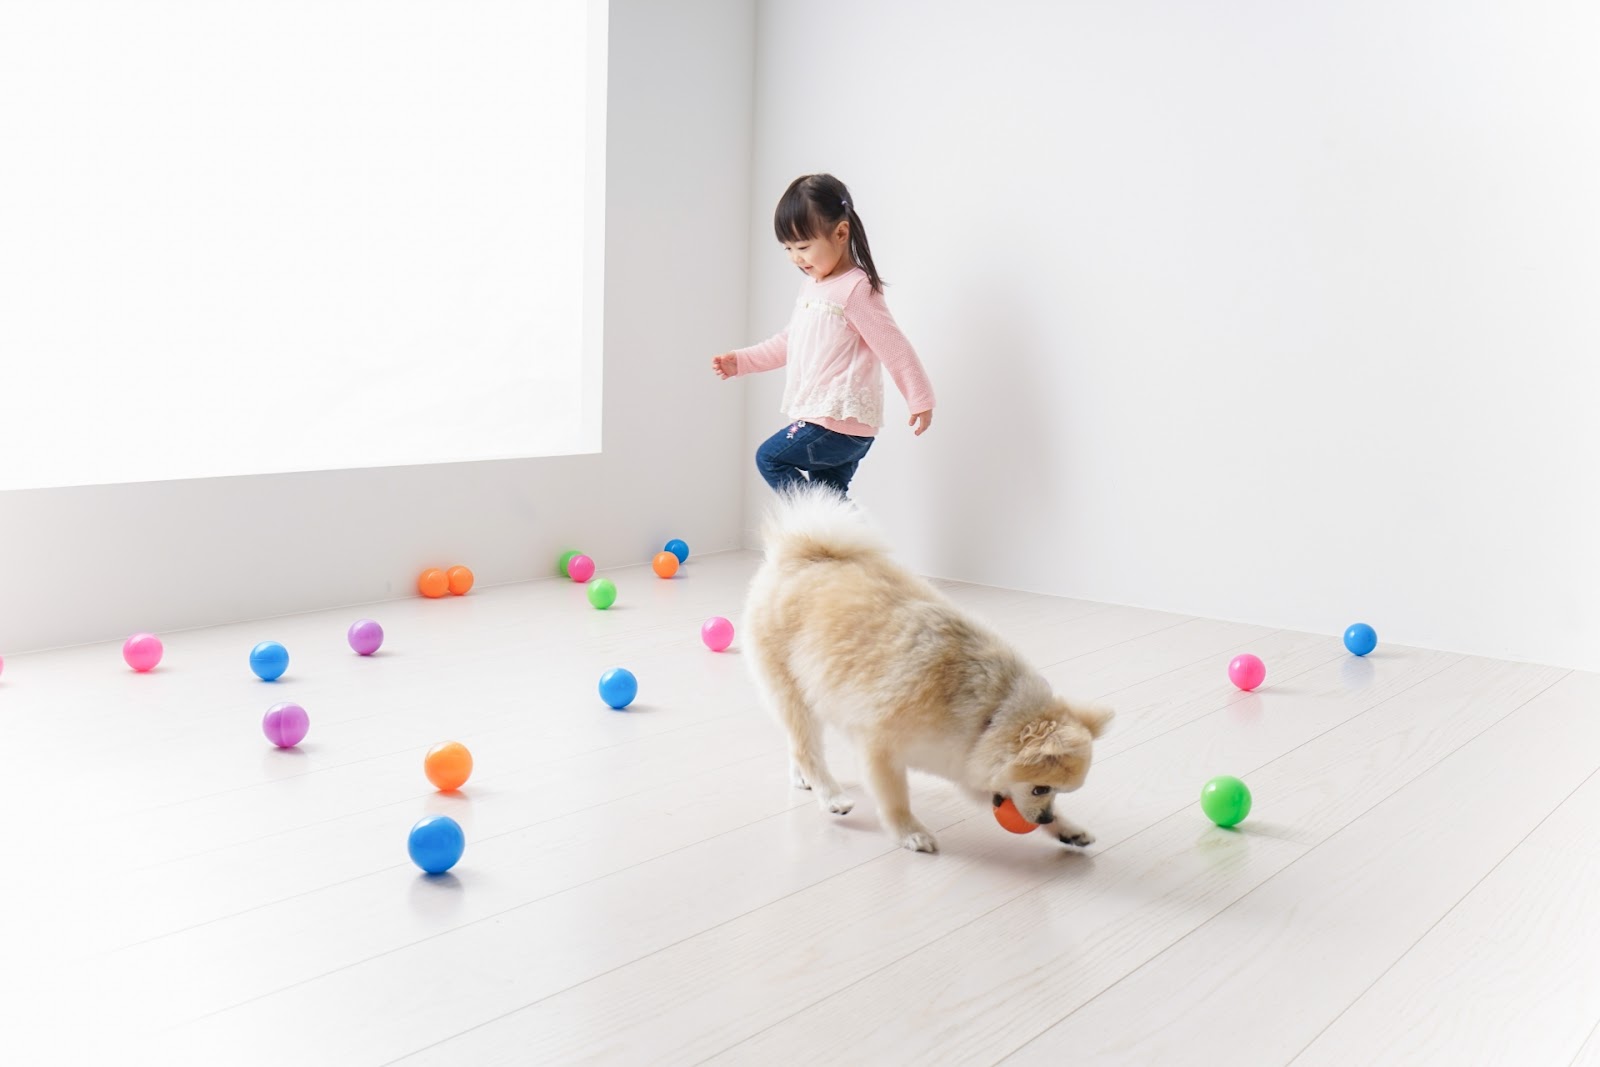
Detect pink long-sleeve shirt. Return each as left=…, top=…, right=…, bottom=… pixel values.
left=732, top=266, right=935, bottom=437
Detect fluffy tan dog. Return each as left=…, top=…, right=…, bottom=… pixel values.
left=744, top=486, right=1112, bottom=854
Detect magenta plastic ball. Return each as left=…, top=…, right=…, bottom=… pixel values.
left=123, top=633, right=164, bottom=672
left=347, top=618, right=384, bottom=656
left=567, top=554, right=596, bottom=583
left=701, top=616, right=735, bottom=652
left=263, top=702, right=310, bottom=747
left=1229, top=653, right=1266, bottom=691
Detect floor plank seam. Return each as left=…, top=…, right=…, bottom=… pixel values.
left=1031, top=614, right=1203, bottom=672
left=384, top=645, right=1493, bottom=1064
left=128, top=706, right=760, bottom=826
left=1571, top=1014, right=1600, bottom=1066
left=123, top=710, right=762, bottom=873
left=1284, top=757, right=1600, bottom=1066
left=116, top=746, right=793, bottom=960
left=1000, top=667, right=1574, bottom=1062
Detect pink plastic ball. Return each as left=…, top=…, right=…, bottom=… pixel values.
left=347, top=618, right=384, bottom=656
left=123, top=633, right=164, bottom=672
left=0, top=654, right=5, bottom=679
left=263, top=702, right=310, bottom=748
left=567, top=554, right=596, bottom=583
left=701, top=616, right=734, bottom=652
left=1228, top=653, right=1266, bottom=692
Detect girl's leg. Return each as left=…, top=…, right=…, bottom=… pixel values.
left=808, top=455, right=862, bottom=496
left=806, top=431, right=874, bottom=497
left=754, top=424, right=812, bottom=492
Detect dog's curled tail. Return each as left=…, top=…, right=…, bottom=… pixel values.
left=762, top=485, right=889, bottom=565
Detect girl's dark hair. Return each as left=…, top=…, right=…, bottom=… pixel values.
left=773, top=173, right=884, bottom=293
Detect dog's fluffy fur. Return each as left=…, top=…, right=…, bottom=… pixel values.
left=744, top=486, right=1112, bottom=854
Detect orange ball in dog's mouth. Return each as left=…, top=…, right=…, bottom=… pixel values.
left=993, top=796, right=1039, bottom=834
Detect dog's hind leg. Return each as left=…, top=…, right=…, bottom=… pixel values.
left=763, top=671, right=853, bottom=816
left=863, top=745, right=937, bottom=853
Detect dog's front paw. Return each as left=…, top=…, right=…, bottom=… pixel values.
left=902, top=831, right=939, bottom=853
left=1053, top=815, right=1095, bottom=848
left=789, top=759, right=811, bottom=791
left=818, top=793, right=854, bottom=815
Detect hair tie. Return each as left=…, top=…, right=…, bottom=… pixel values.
left=841, top=199, right=850, bottom=211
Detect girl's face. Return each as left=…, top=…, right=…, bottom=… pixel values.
left=783, top=220, right=852, bottom=280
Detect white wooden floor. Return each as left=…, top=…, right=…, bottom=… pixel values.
left=5, top=550, right=1598, bottom=1066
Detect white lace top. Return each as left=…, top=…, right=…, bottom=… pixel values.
left=732, top=267, right=935, bottom=437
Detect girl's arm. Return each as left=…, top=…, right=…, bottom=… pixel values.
left=731, top=330, right=789, bottom=375
left=845, top=284, right=936, bottom=418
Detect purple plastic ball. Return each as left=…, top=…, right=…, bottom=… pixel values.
left=263, top=702, right=310, bottom=748
left=348, top=618, right=384, bottom=656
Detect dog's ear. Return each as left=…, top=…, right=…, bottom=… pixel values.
left=1070, top=703, right=1114, bottom=739
left=1018, top=718, right=1075, bottom=760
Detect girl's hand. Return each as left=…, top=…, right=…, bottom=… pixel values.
left=711, top=353, right=737, bottom=379
left=909, top=410, right=933, bottom=436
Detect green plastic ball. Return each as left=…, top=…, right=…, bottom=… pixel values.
left=1200, top=775, right=1252, bottom=828
left=587, top=577, right=617, bottom=610
left=558, top=550, right=581, bottom=578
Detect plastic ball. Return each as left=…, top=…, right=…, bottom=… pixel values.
left=447, top=565, right=474, bottom=596
left=250, top=640, right=289, bottom=681
left=0, top=654, right=5, bottom=679
left=262, top=702, right=310, bottom=748
left=418, top=568, right=450, bottom=598
left=408, top=815, right=465, bottom=875
left=588, top=578, right=617, bottom=610
left=123, top=633, right=164, bottom=672
left=993, top=796, right=1039, bottom=834
left=598, top=667, right=637, bottom=709
left=425, top=741, right=474, bottom=791
left=567, top=554, right=596, bottom=583
left=558, top=550, right=581, bottom=578
left=348, top=618, right=384, bottom=656
left=1343, top=623, right=1378, bottom=657
left=1201, top=775, right=1253, bottom=827
left=1228, top=653, right=1266, bottom=692
left=664, top=539, right=690, bottom=564
left=652, top=551, right=680, bottom=579
left=701, top=616, right=734, bottom=652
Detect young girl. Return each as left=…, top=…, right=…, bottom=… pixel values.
left=712, top=174, right=934, bottom=497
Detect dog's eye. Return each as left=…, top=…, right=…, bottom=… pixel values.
left=1031, top=785, right=1052, bottom=797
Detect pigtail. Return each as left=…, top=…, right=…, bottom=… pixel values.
left=842, top=201, right=884, bottom=294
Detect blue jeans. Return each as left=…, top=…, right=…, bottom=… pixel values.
left=755, top=422, right=875, bottom=496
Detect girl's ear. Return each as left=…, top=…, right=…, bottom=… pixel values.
left=835, top=220, right=850, bottom=241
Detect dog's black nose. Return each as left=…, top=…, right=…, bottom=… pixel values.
left=992, top=794, right=1005, bottom=808
left=1035, top=811, right=1055, bottom=824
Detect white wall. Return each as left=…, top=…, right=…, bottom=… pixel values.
left=746, top=0, right=1600, bottom=670
left=0, top=0, right=755, bottom=654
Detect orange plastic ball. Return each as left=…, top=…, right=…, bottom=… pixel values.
left=994, top=797, right=1039, bottom=834
left=447, top=565, right=474, bottom=596
left=652, top=551, right=680, bottom=579
left=418, top=568, right=450, bottom=598
left=424, top=741, right=473, bottom=791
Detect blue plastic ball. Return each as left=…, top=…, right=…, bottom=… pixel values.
left=663, top=539, right=690, bottom=564
left=1343, top=623, right=1378, bottom=657
left=598, top=667, right=638, bottom=710
left=408, top=814, right=465, bottom=875
left=249, top=640, right=290, bottom=681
